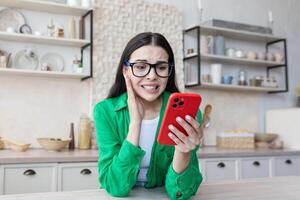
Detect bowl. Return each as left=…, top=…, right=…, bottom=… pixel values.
left=37, top=138, right=71, bottom=151
left=3, top=138, right=31, bottom=152
left=255, top=133, right=278, bottom=143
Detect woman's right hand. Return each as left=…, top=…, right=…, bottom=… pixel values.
left=123, top=74, right=144, bottom=124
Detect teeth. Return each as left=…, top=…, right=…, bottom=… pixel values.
left=142, top=85, right=158, bottom=90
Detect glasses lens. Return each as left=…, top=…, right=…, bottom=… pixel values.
left=132, top=63, right=150, bottom=77
left=156, top=63, right=170, bottom=77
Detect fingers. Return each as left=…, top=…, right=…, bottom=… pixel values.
left=168, top=124, right=194, bottom=149
left=185, top=115, right=203, bottom=139
left=175, top=116, right=202, bottom=145
left=168, top=132, right=191, bottom=153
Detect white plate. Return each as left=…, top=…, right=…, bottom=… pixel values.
left=13, top=49, right=39, bottom=70
left=40, top=53, right=65, bottom=72
left=0, top=8, right=26, bottom=32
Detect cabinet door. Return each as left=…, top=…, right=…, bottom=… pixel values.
left=3, top=163, right=57, bottom=194
left=274, top=157, right=299, bottom=176
left=58, top=162, right=99, bottom=191
left=0, top=165, right=3, bottom=195
left=204, top=159, right=237, bottom=182
left=241, top=158, right=270, bottom=179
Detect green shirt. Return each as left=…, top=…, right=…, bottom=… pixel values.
left=93, top=91, right=203, bottom=200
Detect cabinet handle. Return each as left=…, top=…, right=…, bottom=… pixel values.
left=217, top=162, right=226, bottom=168
left=285, top=159, right=292, bottom=165
left=253, top=161, right=260, bottom=167
left=23, top=169, right=36, bottom=176
left=80, top=168, right=92, bottom=175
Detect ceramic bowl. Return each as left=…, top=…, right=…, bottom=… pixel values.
left=37, top=138, right=71, bottom=151
left=3, top=139, right=31, bottom=152
left=255, top=133, right=278, bottom=143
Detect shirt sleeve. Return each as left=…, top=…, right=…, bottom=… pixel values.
left=165, top=109, right=203, bottom=200
left=94, top=103, right=145, bottom=197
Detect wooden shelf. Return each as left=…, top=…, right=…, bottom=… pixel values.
left=0, top=0, right=92, bottom=16
left=0, top=68, right=88, bottom=79
left=201, top=53, right=284, bottom=67
left=188, top=82, right=282, bottom=92
left=0, top=31, right=90, bottom=47
left=198, top=25, right=283, bottom=42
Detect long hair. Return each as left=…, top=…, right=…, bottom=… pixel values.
left=107, top=32, right=180, bottom=98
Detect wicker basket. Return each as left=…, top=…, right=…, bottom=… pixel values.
left=217, top=131, right=255, bottom=149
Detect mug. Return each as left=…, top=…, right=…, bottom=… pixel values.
left=235, top=49, right=245, bottom=58
left=6, top=27, right=16, bottom=33
left=266, top=52, right=274, bottom=61
left=222, top=75, right=233, bottom=84
left=225, top=48, right=235, bottom=57
left=257, top=52, right=266, bottom=60
left=246, top=51, right=256, bottom=60
left=200, top=35, right=214, bottom=54
left=274, top=53, right=284, bottom=63
left=210, top=63, right=222, bottom=84
left=213, top=35, right=225, bottom=56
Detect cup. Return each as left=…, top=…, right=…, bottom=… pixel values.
left=274, top=53, right=284, bottom=63
left=200, top=35, right=214, bottom=54
left=257, top=52, right=266, bottom=60
left=246, top=51, right=257, bottom=60
left=34, top=31, right=43, bottom=36
left=221, top=75, right=233, bottom=84
left=235, top=50, right=245, bottom=58
left=213, top=35, right=225, bottom=55
left=210, top=63, right=222, bottom=84
left=225, top=48, right=235, bottom=57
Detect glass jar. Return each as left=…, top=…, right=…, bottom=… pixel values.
left=78, top=114, right=91, bottom=150
left=238, top=70, right=247, bottom=85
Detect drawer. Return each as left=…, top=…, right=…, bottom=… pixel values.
left=241, top=158, right=270, bottom=179
left=0, top=166, right=3, bottom=195
left=58, top=162, right=99, bottom=191
left=274, top=157, right=299, bottom=176
left=204, top=159, right=237, bottom=182
left=3, top=164, right=57, bottom=194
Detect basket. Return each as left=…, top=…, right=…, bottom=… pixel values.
left=217, top=131, right=255, bottom=149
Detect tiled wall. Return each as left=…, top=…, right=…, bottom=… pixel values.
left=92, top=0, right=184, bottom=104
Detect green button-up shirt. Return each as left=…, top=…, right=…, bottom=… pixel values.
left=93, top=91, right=203, bottom=200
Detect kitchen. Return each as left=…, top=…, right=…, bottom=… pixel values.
left=0, top=0, right=300, bottom=199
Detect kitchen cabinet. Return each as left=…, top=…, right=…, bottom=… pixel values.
left=183, top=25, right=288, bottom=93
left=58, top=162, right=99, bottom=191
left=2, top=163, right=57, bottom=195
left=273, top=156, right=299, bottom=176
left=202, top=159, right=238, bottom=182
left=0, top=162, right=99, bottom=195
left=200, top=156, right=300, bottom=183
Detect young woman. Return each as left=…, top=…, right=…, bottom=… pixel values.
left=93, top=32, right=203, bottom=200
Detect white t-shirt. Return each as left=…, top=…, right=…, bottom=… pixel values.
left=136, top=115, right=159, bottom=186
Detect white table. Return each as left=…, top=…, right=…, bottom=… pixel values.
left=0, top=177, right=299, bottom=200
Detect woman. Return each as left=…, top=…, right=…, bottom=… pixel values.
left=93, top=32, right=203, bottom=200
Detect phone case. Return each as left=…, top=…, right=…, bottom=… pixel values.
left=157, top=92, right=202, bottom=146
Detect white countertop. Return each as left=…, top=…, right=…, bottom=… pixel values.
left=1, top=147, right=300, bottom=164
left=0, top=177, right=299, bottom=200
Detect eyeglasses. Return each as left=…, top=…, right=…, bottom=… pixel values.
left=124, top=61, right=173, bottom=78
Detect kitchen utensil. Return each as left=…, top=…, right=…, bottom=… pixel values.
left=78, top=114, right=91, bottom=149
left=37, top=138, right=71, bottom=151
left=246, top=51, right=256, bottom=60
left=40, top=52, right=65, bottom=72
left=3, top=138, right=31, bottom=152
left=238, top=69, right=247, bottom=85
left=225, top=48, right=235, bottom=57
left=213, top=35, right=225, bottom=55
left=202, top=104, right=212, bottom=128
left=274, top=53, right=284, bottom=63
left=200, top=35, right=214, bottom=54
left=221, top=75, right=233, bottom=84
left=235, top=49, right=245, bottom=58
left=0, top=8, right=26, bottom=32
left=210, top=63, right=222, bottom=84
left=13, top=48, right=39, bottom=70
left=254, top=133, right=278, bottom=143
left=0, top=137, right=4, bottom=149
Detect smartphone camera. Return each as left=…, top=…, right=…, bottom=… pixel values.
left=172, top=97, right=184, bottom=109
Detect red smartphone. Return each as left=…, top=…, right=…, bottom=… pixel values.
left=157, top=92, right=202, bottom=146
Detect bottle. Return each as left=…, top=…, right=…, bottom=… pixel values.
left=47, top=19, right=55, bottom=37
left=68, top=17, right=76, bottom=39
left=78, top=114, right=91, bottom=150
left=69, top=123, right=75, bottom=150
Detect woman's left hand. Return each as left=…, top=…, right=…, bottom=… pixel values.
left=168, top=115, right=203, bottom=153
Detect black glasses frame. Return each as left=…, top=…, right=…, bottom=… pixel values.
left=124, top=61, right=173, bottom=78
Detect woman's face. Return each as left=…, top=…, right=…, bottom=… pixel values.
left=123, top=45, right=169, bottom=103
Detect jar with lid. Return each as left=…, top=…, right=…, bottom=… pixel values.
left=238, top=69, right=248, bottom=85
left=78, top=114, right=91, bottom=150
